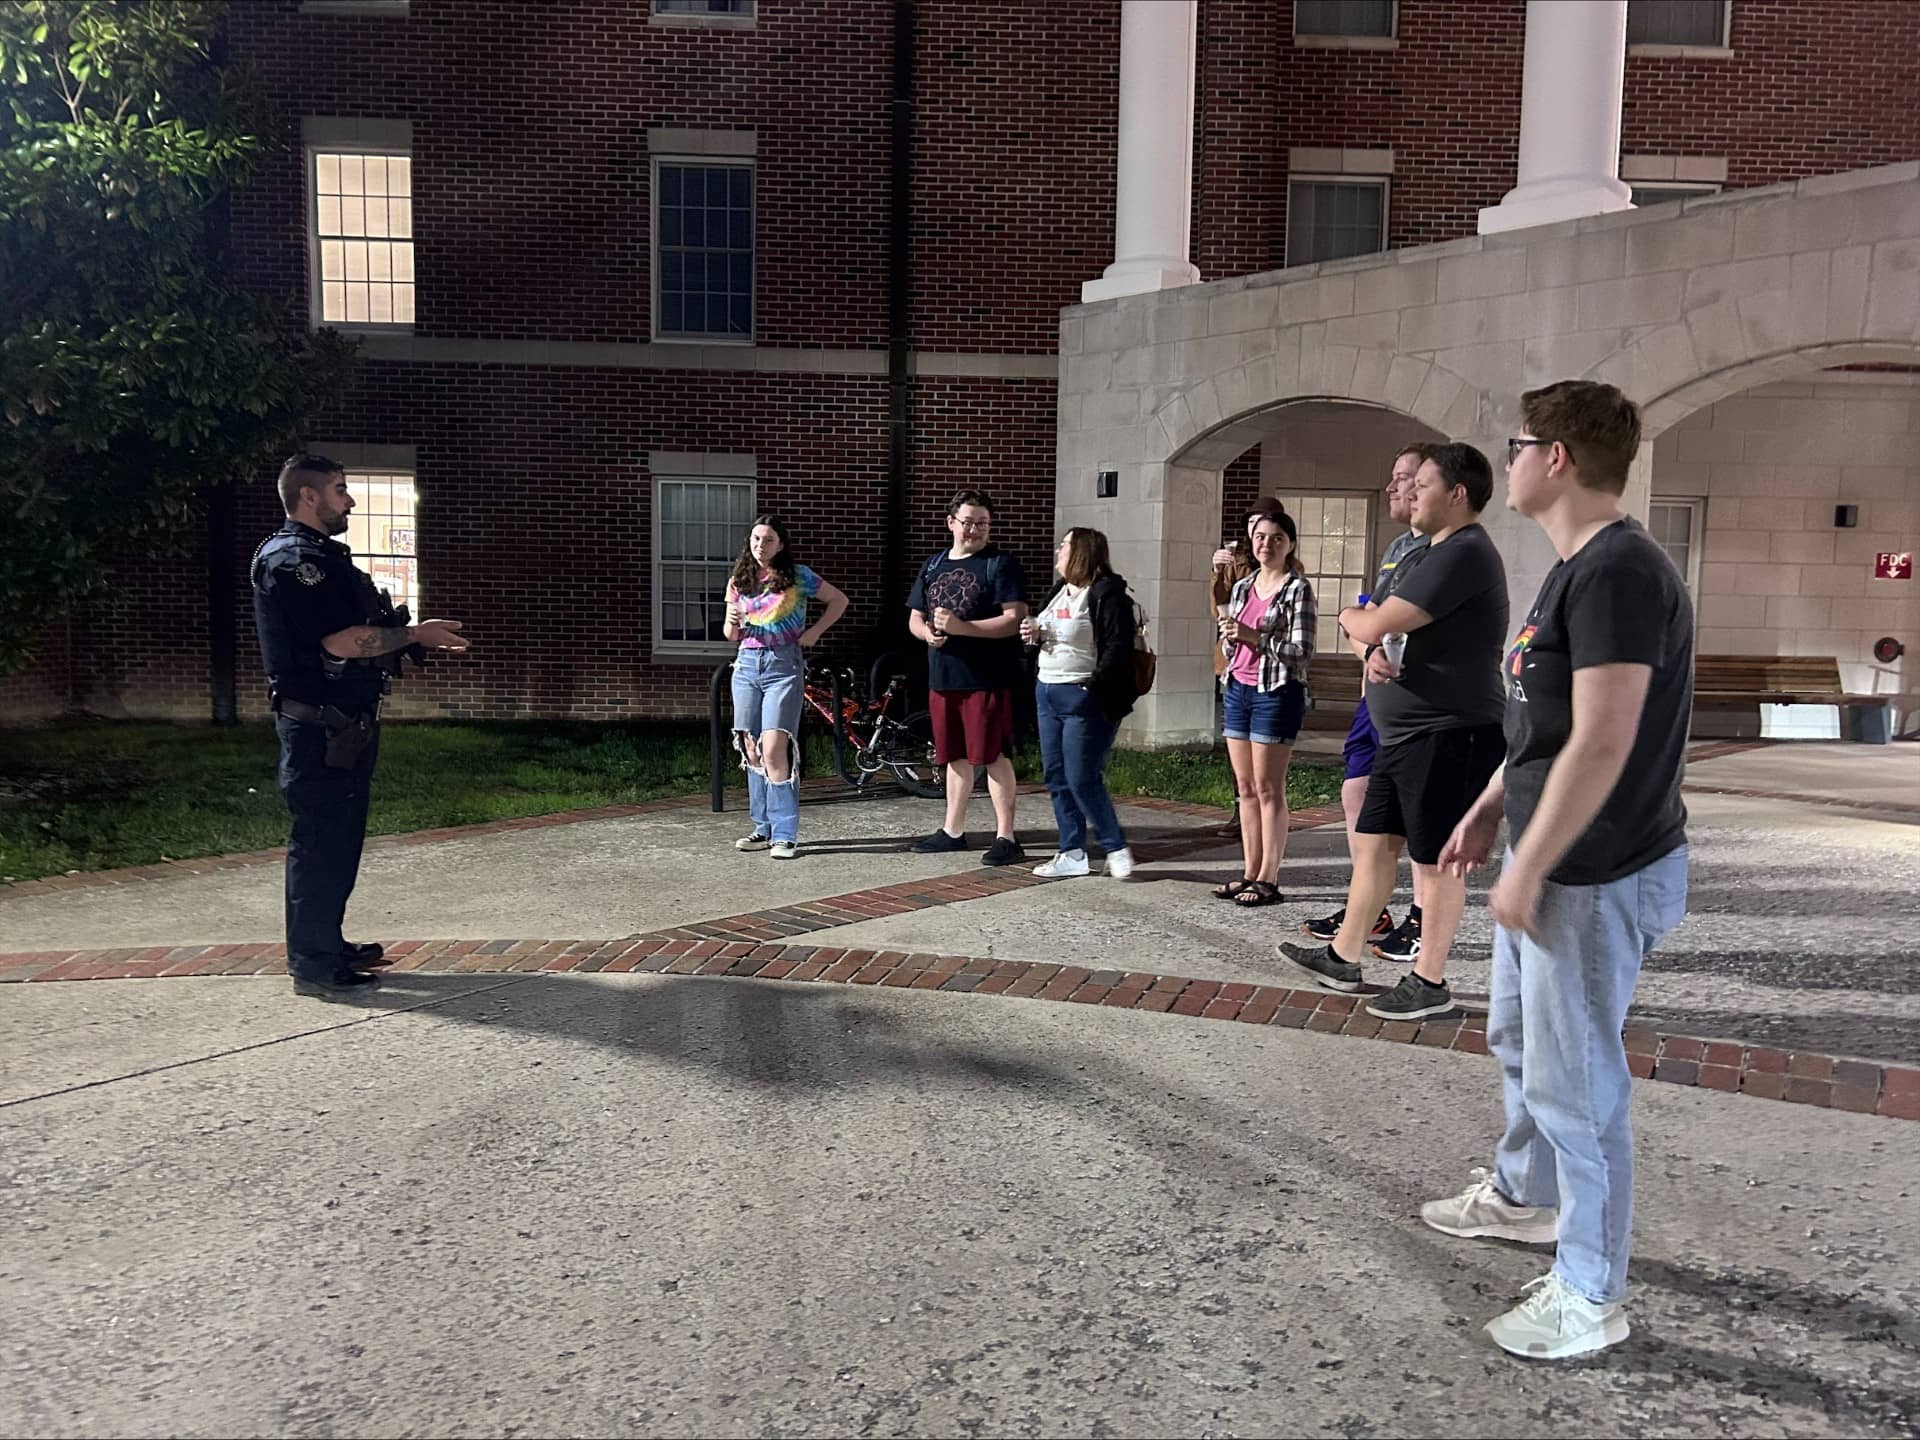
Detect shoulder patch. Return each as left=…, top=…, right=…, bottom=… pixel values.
left=295, top=561, right=325, bottom=587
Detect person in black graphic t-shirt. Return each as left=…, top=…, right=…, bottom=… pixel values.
left=905, top=489, right=1029, bottom=866
left=1426, top=381, right=1693, bottom=1362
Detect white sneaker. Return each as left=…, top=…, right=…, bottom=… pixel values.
left=1485, top=1273, right=1630, bottom=1360
left=1032, top=850, right=1090, bottom=878
left=1421, top=1167, right=1558, bottom=1245
left=1104, top=847, right=1135, bottom=879
left=735, top=831, right=771, bottom=852
left=769, top=840, right=798, bottom=860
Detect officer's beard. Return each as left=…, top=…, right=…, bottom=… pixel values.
left=314, top=502, right=351, bottom=536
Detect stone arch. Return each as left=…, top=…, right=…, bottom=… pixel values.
left=1605, top=342, right=1920, bottom=440
left=1153, top=347, right=1490, bottom=470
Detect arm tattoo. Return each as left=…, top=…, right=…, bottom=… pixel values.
left=352, top=627, right=411, bottom=656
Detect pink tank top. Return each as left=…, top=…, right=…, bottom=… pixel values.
left=1229, top=588, right=1273, bottom=686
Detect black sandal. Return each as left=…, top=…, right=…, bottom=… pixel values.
left=1212, top=878, right=1255, bottom=901
left=1232, top=880, right=1282, bottom=907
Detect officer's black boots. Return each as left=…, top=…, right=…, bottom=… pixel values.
left=345, top=941, right=389, bottom=970
left=292, top=970, right=381, bottom=999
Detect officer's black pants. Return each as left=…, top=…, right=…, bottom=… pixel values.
left=276, top=714, right=381, bottom=979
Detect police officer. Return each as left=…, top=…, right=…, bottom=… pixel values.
left=252, top=453, right=468, bottom=998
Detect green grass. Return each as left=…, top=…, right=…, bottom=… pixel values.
left=0, top=720, right=1339, bottom=882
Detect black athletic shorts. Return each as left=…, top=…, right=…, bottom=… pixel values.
left=1356, top=723, right=1505, bottom=866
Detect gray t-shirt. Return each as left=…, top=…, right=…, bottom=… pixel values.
left=1364, top=521, right=1509, bottom=747
left=1373, top=529, right=1428, bottom=602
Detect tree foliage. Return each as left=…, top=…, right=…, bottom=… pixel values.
left=0, top=0, right=354, bottom=674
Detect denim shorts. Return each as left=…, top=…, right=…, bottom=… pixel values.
left=1221, top=677, right=1305, bottom=745
left=731, top=645, right=805, bottom=736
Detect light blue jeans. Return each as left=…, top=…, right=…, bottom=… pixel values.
left=1487, top=844, right=1689, bottom=1305
left=731, top=646, right=805, bottom=843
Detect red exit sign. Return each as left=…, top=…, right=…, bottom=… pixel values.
left=1876, top=552, right=1913, bottom=580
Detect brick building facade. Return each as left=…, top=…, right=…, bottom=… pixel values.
left=5, top=0, right=1916, bottom=724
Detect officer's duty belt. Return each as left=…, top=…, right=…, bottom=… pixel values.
left=275, top=698, right=377, bottom=726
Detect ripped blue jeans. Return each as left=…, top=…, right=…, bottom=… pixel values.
left=731, top=645, right=805, bottom=843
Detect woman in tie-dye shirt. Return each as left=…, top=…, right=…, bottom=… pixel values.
left=722, top=515, right=849, bottom=858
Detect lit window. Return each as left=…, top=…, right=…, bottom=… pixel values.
left=655, top=477, right=755, bottom=651
left=1294, top=0, right=1394, bottom=39
left=1274, top=493, right=1374, bottom=655
left=654, top=160, right=753, bottom=341
left=344, top=470, right=420, bottom=613
left=311, top=150, right=415, bottom=327
left=1649, top=498, right=1701, bottom=597
left=1627, top=0, right=1729, bottom=48
left=1286, top=179, right=1387, bottom=267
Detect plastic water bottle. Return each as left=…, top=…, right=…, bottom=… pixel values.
left=1383, top=632, right=1408, bottom=668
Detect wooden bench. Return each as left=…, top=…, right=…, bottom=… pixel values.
left=1693, top=654, right=1892, bottom=742
left=1303, top=653, right=1363, bottom=730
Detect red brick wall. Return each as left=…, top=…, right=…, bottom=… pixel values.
left=227, top=0, right=893, bottom=346
left=1621, top=0, right=1920, bottom=184
left=910, top=1, right=1118, bottom=351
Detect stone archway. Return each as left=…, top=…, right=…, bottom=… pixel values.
left=1058, top=161, right=1920, bottom=745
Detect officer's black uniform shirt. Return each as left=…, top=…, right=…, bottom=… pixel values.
left=251, top=520, right=386, bottom=709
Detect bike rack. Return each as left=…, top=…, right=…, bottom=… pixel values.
left=825, top=666, right=857, bottom=789
left=708, top=661, right=732, bottom=813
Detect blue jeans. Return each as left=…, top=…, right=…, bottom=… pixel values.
left=1488, top=845, right=1689, bottom=1305
left=731, top=646, right=805, bottom=843
left=1036, top=681, right=1125, bottom=855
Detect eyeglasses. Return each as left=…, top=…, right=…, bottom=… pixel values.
left=955, top=519, right=991, bottom=531
left=1507, top=437, right=1553, bottom=465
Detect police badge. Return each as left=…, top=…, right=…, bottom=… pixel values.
left=295, top=562, right=325, bottom=586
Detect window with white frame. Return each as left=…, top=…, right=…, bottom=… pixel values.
left=1286, top=178, right=1387, bottom=267
left=1274, top=493, right=1375, bottom=656
left=654, top=0, right=753, bottom=15
left=1630, top=182, right=1722, bottom=208
left=1649, top=498, right=1703, bottom=597
left=1627, top=0, right=1730, bottom=49
left=655, top=476, right=756, bottom=651
left=1294, top=0, right=1394, bottom=39
left=343, top=469, right=420, bottom=613
left=653, top=159, right=754, bottom=341
left=310, top=150, right=415, bottom=327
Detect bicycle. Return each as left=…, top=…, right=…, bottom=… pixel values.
left=800, top=663, right=944, bottom=800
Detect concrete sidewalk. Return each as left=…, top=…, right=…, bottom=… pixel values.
left=3, top=973, right=1916, bottom=1439
left=5, top=758, right=1918, bottom=1063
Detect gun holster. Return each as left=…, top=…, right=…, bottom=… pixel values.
left=321, top=706, right=377, bottom=769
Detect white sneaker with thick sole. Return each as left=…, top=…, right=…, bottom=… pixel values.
left=1104, top=847, right=1135, bottom=879
left=1032, top=850, right=1090, bottom=878
left=769, top=840, right=798, bottom=859
left=1485, top=1273, right=1630, bottom=1360
left=1421, top=1167, right=1558, bottom=1244
left=735, top=831, right=771, bottom=852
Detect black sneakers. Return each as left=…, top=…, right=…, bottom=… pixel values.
left=911, top=829, right=969, bottom=854
left=1276, top=941, right=1364, bottom=993
left=981, top=836, right=1026, bottom=867
left=345, top=941, right=390, bottom=971
left=1301, top=907, right=1394, bottom=944
left=1365, top=971, right=1454, bottom=1021
left=1373, top=912, right=1422, bottom=963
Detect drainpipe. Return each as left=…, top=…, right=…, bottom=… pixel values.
left=882, top=0, right=916, bottom=637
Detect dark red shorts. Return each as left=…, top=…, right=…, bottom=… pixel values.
left=929, top=688, right=1015, bottom=767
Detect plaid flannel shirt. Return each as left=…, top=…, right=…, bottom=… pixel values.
left=1223, top=570, right=1317, bottom=692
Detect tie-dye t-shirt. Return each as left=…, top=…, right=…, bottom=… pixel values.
left=735, top=565, right=821, bottom=649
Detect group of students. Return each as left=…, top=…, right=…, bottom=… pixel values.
left=722, top=488, right=1142, bottom=878
left=723, top=378, right=1699, bottom=1362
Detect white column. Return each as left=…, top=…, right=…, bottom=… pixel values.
left=1478, top=0, right=1632, bottom=235
left=1081, top=0, right=1201, bottom=304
